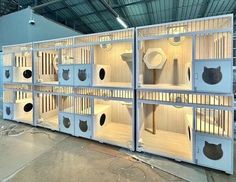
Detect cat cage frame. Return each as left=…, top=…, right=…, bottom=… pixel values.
left=2, top=43, right=33, bottom=84
left=74, top=87, right=135, bottom=150
left=136, top=14, right=233, bottom=93
left=33, top=85, right=74, bottom=131
left=73, top=28, right=135, bottom=88
left=3, top=84, right=34, bottom=125
left=33, top=37, right=74, bottom=86
left=136, top=89, right=234, bottom=174
left=135, top=14, right=234, bottom=174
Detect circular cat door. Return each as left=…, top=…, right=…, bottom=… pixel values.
left=6, top=107, right=11, bottom=115
left=79, top=120, right=88, bottom=132
left=24, top=103, right=33, bottom=112
left=202, top=66, right=222, bottom=85
left=203, top=141, right=223, bottom=160
left=99, top=68, right=105, bottom=80
left=63, top=117, right=71, bottom=128
left=187, top=67, right=191, bottom=82
left=62, top=69, right=70, bottom=81
left=23, top=70, right=32, bottom=79
left=78, top=69, right=87, bottom=81
left=5, top=70, right=10, bottom=79
left=188, top=126, right=191, bottom=141
left=100, top=113, right=106, bottom=126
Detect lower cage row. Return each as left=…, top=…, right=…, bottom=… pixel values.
left=3, top=93, right=134, bottom=150
left=137, top=102, right=233, bottom=174
left=2, top=91, right=234, bottom=174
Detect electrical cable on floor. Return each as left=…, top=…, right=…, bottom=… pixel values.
left=107, top=156, right=146, bottom=181
left=0, top=124, right=25, bottom=137
left=0, top=123, right=55, bottom=141
left=29, top=128, right=54, bottom=140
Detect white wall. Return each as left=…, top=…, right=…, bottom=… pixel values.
left=0, top=7, right=79, bottom=50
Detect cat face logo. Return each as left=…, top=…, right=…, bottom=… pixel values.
left=62, top=69, right=70, bottom=81
left=24, top=103, right=33, bottom=112
left=79, top=120, right=88, bottom=132
left=202, top=66, right=222, bottom=85
left=78, top=69, right=87, bottom=81
left=5, top=70, right=10, bottom=79
left=23, top=69, right=32, bottom=79
left=6, top=106, right=11, bottom=115
left=63, top=116, right=71, bottom=128
left=203, top=141, right=223, bottom=160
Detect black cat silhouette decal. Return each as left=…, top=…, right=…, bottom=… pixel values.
left=62, top=69, right=70, bottom=81
left=100, top=113, right=106, bottom=126
left=5, top=70, right=10, bottom=79
left=202, top=67, right=222, bottom=85
left=23, top=69, right=32, bottom=79
left=203, top=141, right=223, bottom=160
left=24, top=103, right=33, bottom=112
left=78, top=69, right=87, bottom=81
left=79, top=120, right=88, bottom=132
left=6, top=106, right=11, bottom=115
left=99, top=68, right=105, bottom=80
left=63, top=116, right=71, bottom=128
left=187, top=67, right=191, bottom=82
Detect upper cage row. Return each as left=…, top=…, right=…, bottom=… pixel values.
left=2, top=15, right=233, bottom=93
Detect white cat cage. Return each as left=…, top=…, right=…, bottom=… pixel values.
left=3, top=43, right=33, bottom=84
left=2, top=15, right=234, bottom=174
left=136, top=14, right=234, bottom=174
left=34, top=85, right=74, bottom=131
left=74, top=87, right=135, bottom=150
left=136, top=15, right=233, bottom=93
left=73, top=28, right=135, bottom=88
left=33, top=37, right=74, bottom=85
left=3, top=84, right=33, bottom=124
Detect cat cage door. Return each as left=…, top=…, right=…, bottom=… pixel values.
left=195, top=134, right=233, bottom=173
left=194, top=60, right=232, bottom=93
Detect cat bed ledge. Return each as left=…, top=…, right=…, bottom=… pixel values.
left=143, top=48, right=167, bottom=69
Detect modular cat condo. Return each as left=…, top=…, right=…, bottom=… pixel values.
left=3, top=43, right=33, bottom=84
left=136, top=14, right=234, bottom=174
left=74, top=87, right=134, bottom=150
left=33, top=38, right=74, bottom=85
left=73, top=29, right=135, bottom=88
left=136, top=15, right=233, bottom=93
left=3, top=84, right=33, bottom=124
left=2, top=15, right=234, bottom=174
left=34, top=86, right=74, bottom=131
left=137, top=92, right=234, bottom=173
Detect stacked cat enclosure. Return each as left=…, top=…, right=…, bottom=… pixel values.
left=72, top=29, right=135, bottom=150
left=136, top=15, right=234, bottom=174
left=2, top=43, right=34, bottom=125
left=32, top=29, right=135, bottom=150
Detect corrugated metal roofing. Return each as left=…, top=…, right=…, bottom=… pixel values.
left=2, top=0, right=236, bottom=33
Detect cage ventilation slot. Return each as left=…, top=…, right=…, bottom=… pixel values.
left=75, top=97, right=92, bottom=115
left=75, top=88, right=133, bottom=99
left=196, top=108, right=231, bottom=137
left=138, top=91, right=232, bottom=107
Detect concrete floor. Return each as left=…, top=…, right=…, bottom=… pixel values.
left=0, top=117, right=236, bottom=182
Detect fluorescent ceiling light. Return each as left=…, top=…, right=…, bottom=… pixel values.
left=116, top=16, right=128, bottom=29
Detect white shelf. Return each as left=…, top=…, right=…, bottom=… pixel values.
left=139, top=83, right=191, bottom=90
left=37, top=115, right=58, bottom=130
left=94, top=82, right=132, bottom=88
left=141, top=129, right=192, bottom=161
left=95, top=122, right=132, bottom=147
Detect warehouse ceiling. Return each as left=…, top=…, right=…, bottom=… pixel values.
left=1, top=0, right=236, bottom=33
